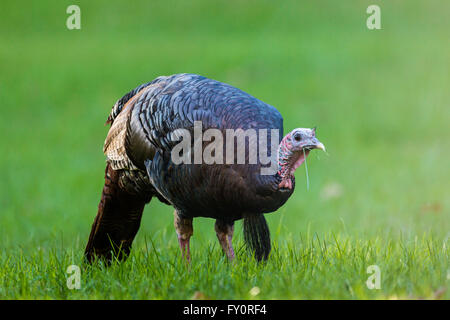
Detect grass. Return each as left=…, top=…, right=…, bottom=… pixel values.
left=0, top=0, right=449, bottom=299
left=1, top=233, right=447, bottom=299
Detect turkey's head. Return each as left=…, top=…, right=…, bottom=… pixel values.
left=277, top=128, right=325, bottom=190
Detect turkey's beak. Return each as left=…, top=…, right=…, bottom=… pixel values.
left=303, top=137, right=326, bottom=152
left=315, top=142, right=326, bottom=152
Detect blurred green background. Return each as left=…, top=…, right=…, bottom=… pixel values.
left=0, top=0, right=448, bottom=299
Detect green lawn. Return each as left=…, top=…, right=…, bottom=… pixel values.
left=0, top=0, right=448, bottom=299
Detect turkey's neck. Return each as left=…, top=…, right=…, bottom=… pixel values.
left=277, top=134, right=309, bottom=189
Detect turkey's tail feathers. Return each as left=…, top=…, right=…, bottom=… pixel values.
left=243, top=214, right=271, bottom=261
left=84, top=163, right=149, bottom=263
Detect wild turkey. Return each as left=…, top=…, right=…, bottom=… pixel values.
left=85, top=73, right=325, bottom=262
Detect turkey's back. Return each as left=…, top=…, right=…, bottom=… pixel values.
left=104, top=74, right=289, bottom=220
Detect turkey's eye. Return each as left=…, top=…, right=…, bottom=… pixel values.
left=293, top=134, right=301, bottom=142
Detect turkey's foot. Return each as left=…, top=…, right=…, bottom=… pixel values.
left=215, top=220, right=235, bottom=260
left=174, top=210, right=193, bottom=262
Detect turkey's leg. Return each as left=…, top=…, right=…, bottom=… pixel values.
left=215, top=220, right=235, bottom=260
left=173, top=210, right=193, bottom=262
